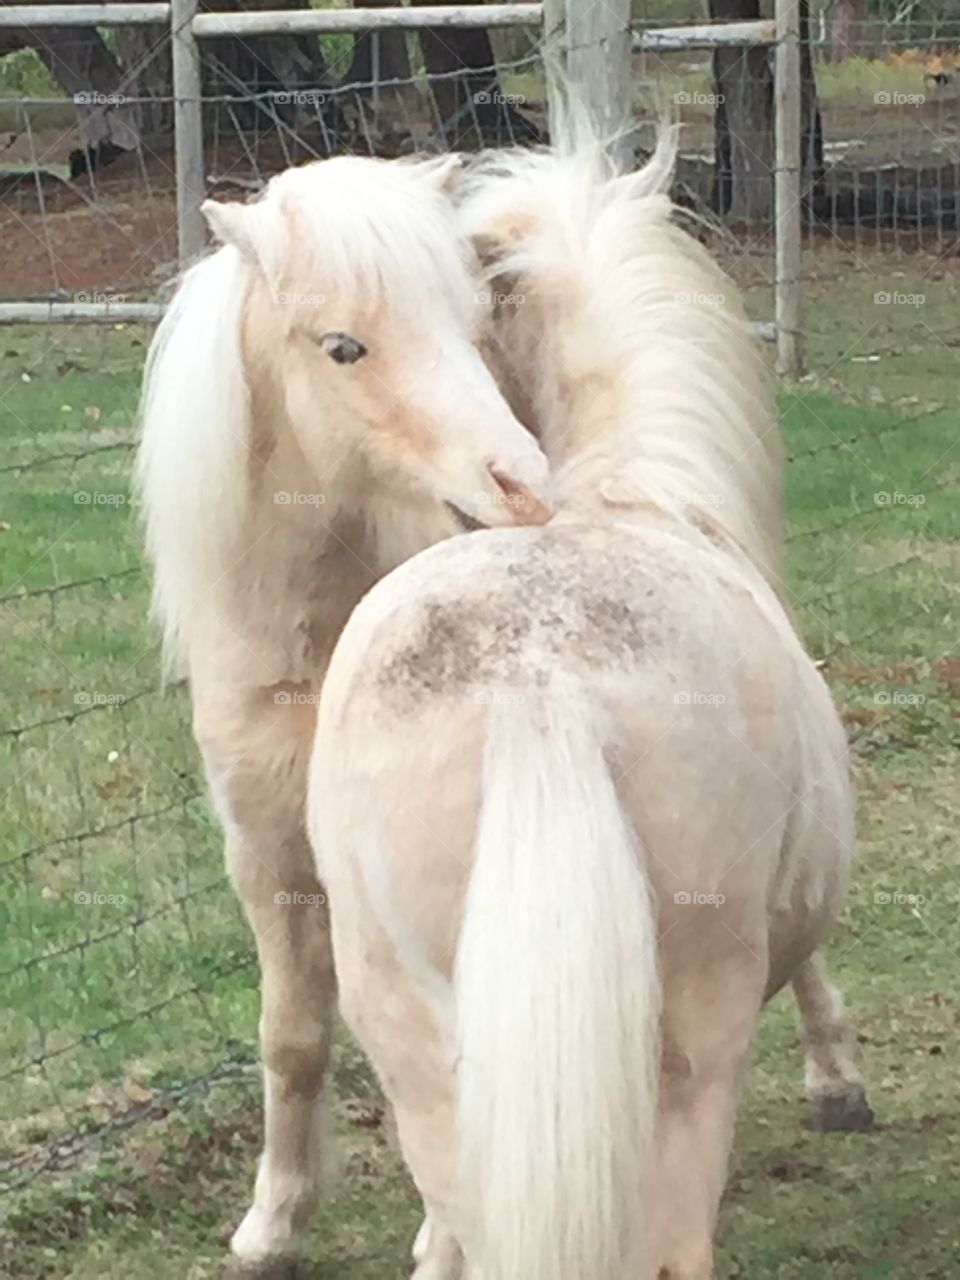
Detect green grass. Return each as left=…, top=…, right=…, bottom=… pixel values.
left=1, top=303, right=957, bottom=1278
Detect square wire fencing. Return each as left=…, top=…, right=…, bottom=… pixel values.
left=21, top=2, right=953, bottom=1204
left=0, top=3, right=804, bottom=367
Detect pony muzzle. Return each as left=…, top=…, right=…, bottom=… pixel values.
left=487, top=460, right=553, bottom=527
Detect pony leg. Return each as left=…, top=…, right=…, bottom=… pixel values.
left=651, top=942, right=767, bottom=1280
left=193, top=685, right=335, bottom=1275
left=792, top=953, right=874, bottom=1132
left=412, top=1215, right=463, bottom=1278
left=338, top=956, right=464, bottom=1280
left=226, top=829, right=337, bottom=1275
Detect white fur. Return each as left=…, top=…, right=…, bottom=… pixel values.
left=136, top=246, right=253, bottom=669
left=456, top=690, right=660, bottom=1280
left=460, top=130, right=784, bottom=587
left=136, top=156, right=545, bottom=676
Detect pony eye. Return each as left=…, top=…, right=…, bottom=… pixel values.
left=318, top=332, right=367, bottom=365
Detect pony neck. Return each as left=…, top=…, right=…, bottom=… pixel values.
left=526, top=246, right=784, bottom=589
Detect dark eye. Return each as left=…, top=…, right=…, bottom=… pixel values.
left=318, top=332, right=367, bottom=365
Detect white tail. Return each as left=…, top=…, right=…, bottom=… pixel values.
left=455, top=692, right=661, bottom=1280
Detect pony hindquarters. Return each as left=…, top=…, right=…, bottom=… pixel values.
left=311, top=672, right=660, bottom=1280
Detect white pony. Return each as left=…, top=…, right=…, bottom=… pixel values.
left=136, top=154, right=551, bottom=1276
left=309, top=132, right=867, bottom=1280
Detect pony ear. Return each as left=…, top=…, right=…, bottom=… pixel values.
left=424, top=153, right=464, bottom=194
left=470, top=209, right=537, bottom=270
left=201, top=199, right=259, bottom=264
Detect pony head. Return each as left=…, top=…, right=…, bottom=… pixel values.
left=201, top=155, right=551, bottom=529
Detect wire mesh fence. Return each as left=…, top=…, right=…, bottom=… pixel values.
left=2, top=3, right=958, bottom=1207
left=3, top=361, right=955, bottom=1197
left=9, top=17, right=959, bottom=344
left=0, top=34, right=546, bottom=306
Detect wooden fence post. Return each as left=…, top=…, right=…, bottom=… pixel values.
left=171, top=0, right=205, bottom=266
left=542, top=0, right=632, bottom=160
left=775, top=0, right=803, bottom=377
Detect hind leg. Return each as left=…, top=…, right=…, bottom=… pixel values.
left=651, top=931, right=767, bottom=1280
left=792, top=953, right=874, bottom=1132
left=338, top=946, right=464, bottom=1280
left=412, top=1215, right=463, bottom=1279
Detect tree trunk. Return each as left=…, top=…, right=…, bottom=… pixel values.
left=346, top=0, right=412, bottom=89
left=826, top=0, right=865, bottom=63
left=799, top=0, right=825, bottom=213
left=115, top=25, right=174, bottom=139
left=409, top=0, right=541, bottom=147
left=31, top=25, right=140, bottom=179
left=710, top=0, right=774, bottom=223
left=200, top=1, right=334, bottom=141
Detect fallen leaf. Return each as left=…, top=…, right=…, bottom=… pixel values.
left=122, top=1079, right=154, bottom=1105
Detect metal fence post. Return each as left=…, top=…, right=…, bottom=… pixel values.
left=171, top=0, right=206, bottom=266
left=775, top=0, right=803, bottom=377
left=542, top=0, right=632, bottom=161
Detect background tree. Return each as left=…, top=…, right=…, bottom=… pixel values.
left=709, top=0, right=823, bottom=223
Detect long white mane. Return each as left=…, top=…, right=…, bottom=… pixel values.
left=136, top=157, right=475, bottom=672
left=461, top=128, right=784, bottom=586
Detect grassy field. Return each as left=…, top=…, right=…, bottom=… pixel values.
left=1, top=258, right=958, bottom=1280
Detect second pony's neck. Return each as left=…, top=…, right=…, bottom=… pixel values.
left=476, top=142, right=785, bottom=590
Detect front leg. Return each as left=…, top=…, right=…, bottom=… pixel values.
left=227, top=831, right=337, bottom=1273
left=194, top=682, right=336, bottom=1275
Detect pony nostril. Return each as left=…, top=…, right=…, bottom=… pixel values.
left=487, top=462, right=552, bottom=527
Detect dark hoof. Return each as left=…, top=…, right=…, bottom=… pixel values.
left=222, top=1256, right=303, bottom=1280
left=809, top=1085, right=876, bottom=1132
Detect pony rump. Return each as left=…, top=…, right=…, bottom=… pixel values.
left=461, top=122, right=784, bottom=587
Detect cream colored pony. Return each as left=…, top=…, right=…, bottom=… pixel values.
left=309, top=133, right=869, bottom=1280
left=136, top=154, right=551, bottom=1276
